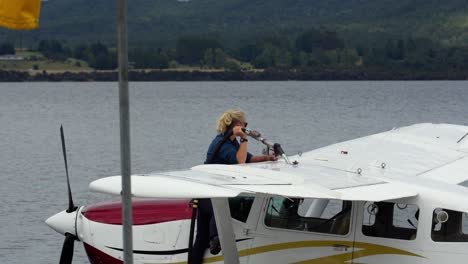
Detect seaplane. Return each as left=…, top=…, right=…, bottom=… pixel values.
left=46, top=123, right=468, bottom=264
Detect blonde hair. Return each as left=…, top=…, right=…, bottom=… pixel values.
left=216, top=109, right=245, bottom=133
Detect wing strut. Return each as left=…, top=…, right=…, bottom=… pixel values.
left=211, top=198, right=240, bottom=264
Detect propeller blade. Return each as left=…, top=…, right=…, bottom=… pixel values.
left=59, top=233, right=76, bottom=264
left=60, top=125, right=77, bottom=213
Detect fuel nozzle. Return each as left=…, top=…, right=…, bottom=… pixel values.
left=242, top=128, right=296, bottom=165
left=273, top=143, right=292, bottom=165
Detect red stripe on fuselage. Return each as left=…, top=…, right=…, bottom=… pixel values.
left=84, top=242, right=123, bottom=264
left=82, top=199, right=192, bottom=225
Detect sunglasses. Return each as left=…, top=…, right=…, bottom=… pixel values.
left=234, top=120, right=248, bottom=128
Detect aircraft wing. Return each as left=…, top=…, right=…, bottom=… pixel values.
left=89, top=173, right=244, bottom=199
left=90, top=163, right=416, bottom=201
left=297, top=123, right=468, bottom=185
left=419, top=156, right=468, bottom=185
left=90, top=123, right=468, bottom=201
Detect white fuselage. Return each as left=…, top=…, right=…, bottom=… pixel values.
left=46, top=192, right=468, bottom=264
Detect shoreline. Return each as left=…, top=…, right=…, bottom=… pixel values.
left=1, top=69, right=467, bottom=82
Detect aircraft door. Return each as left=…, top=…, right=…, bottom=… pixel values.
left=352, top=201, right=426, bottom=264
left=248, top=197, right=355, bottom=264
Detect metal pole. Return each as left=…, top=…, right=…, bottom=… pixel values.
left=117, top=0, right=133, bottom=263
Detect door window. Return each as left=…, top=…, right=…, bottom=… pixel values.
left=229, top=196, right=254, bottom=223
left=362, top=202, right=419, bottom=240
left=264, top=197, right=352, bottom=235
left=432, top=208, right=468, bottom=242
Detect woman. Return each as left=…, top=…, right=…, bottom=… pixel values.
left=189, top=109, right=277, bottom=264
left=206, top=109, right=277, bottom=165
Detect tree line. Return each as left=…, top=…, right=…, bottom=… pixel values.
left=21, top=28, right=468, bottom=72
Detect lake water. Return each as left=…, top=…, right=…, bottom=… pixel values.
left=1, top=81, right=467, bottom=263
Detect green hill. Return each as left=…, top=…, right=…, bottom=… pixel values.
left=5, top=0, right=468, bottom=48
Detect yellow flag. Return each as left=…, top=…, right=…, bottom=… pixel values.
left=0, top=0, right=41, bottom=30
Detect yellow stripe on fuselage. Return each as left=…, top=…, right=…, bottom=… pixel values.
left=147, top=240, right=424, bottom=264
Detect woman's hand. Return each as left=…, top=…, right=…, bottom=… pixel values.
left=233, top=125, right=248, bottom=139
left=266, top=155, right=278, bottom=161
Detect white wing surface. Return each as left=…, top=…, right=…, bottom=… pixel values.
left=297, top=123, right=468, bottom=184
left=89, top=173, right=244, bottom=198
left=90, top=123, right=468, bottom=201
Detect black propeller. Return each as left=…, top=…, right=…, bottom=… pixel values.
left=60, top=125, right=77, bottom=213
left=59, top=233, right=77, bottom=264
left=59, top=125, right=78, bottom=264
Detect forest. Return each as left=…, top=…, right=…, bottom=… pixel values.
left=4, top=27, right=466, bottom=74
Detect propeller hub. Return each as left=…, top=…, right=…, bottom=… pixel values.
left=46, top=209, right=79, bottom=236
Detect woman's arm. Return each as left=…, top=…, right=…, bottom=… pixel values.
left=250, top=155, right=277, bottom=163
left=236, top=140, right=248, bottom=164
left=233, top=126, right=249, bottom=164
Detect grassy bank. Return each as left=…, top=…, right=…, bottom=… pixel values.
left=0, top=51, right=92, bottom=72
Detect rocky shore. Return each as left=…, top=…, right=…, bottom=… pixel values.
left=1, top=68, right=467, bottom=82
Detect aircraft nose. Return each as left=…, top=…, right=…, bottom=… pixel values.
left=45, top=210, right=78, bottom=236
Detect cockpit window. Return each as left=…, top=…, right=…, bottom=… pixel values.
left=228, top=197, right=254, bottom=223
left=264, top=197, right=352, bottom=235
left=432, top=208, right=468, bottom=242
left=362, top=202, right=419, bottom=240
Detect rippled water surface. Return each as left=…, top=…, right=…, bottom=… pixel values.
left=1, top=81, right=467, bottom=263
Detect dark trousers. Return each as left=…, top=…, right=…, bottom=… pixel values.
left=189, top=199, right=218, bottom=264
